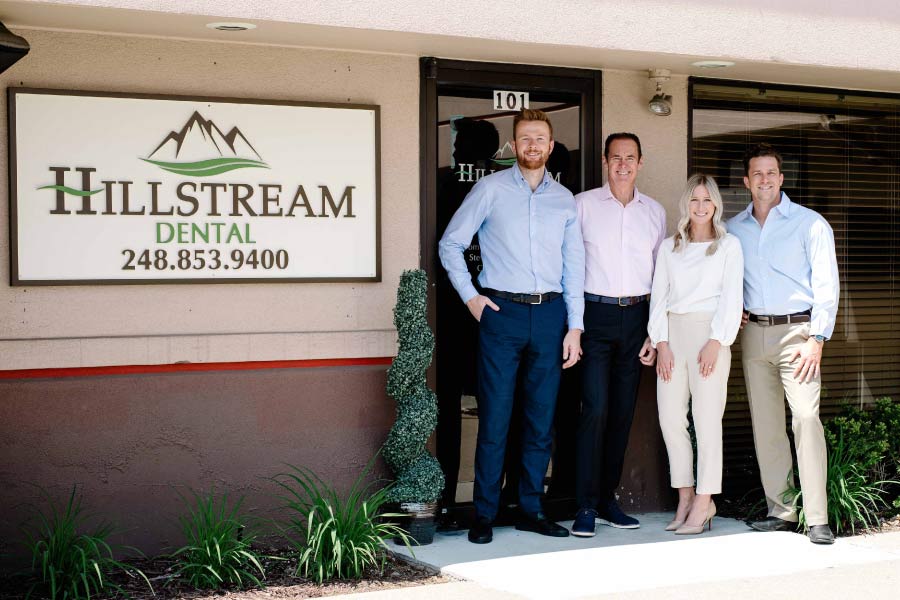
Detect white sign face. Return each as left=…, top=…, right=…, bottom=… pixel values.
left=492, top=90, right=529, bottom=111
left=9, top=89, right=380, bottom=284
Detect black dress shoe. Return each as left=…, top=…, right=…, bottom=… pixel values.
left=515, top=512, right=570, bottom=537
left=468, top=517, right=493, bottom=544
left=808, top=524, right=835, bottom=545
left=748, top=516, right=797, bottom=532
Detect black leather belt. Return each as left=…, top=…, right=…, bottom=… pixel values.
left=482, top=288, right=561, bottom=305
left=748, top=310, right=811, bottom=326
left=585, top=293, right=650, bottom=306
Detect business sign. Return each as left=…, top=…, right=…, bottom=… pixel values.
left=9, top=89, right=380, bottom=284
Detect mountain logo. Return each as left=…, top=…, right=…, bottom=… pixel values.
left=140, top=111, right=269, bottom=177
left=491, top=141, right=516, bottom=166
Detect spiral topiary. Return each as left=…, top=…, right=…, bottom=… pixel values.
left=383, top=269, right=445, bottom=504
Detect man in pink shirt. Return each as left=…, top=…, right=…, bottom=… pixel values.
left=571, top=133, right=666, bottom=536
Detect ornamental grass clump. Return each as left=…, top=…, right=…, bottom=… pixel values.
left=783, top=397, right=900, bottom=534
left=382, top=269, right=445, bottom=504
left=273, top=463, right=410, bottom=583
left=22, top=486, right=151, bottom=600
left=170, top=489, right=265, bottom=590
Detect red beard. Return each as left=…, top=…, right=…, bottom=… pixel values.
left=518, top=155, right=547, bottom=171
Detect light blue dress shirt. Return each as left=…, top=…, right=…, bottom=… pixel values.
left=439, top=163, right=585, bottom=331
left=727, top=192, right=839, bottom=339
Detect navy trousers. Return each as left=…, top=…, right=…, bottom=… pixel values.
left=576, top=301, right=649, bottom=510
left=474, top=294, right=566, bottom=520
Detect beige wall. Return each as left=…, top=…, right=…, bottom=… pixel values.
left=26, top=1, right=900, bottom=78
left=601, top=70, right=689, bottom=234
left=0, top=29, right=419, bottom=370
left=0, top=30, right=695, bottom=373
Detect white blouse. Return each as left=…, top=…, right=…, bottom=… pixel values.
left=648, top=233, right=745, bottom=346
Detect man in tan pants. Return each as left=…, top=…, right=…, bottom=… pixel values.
left=727, top=143, right=839, bottom=545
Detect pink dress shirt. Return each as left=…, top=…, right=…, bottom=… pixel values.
left=575, top=184, right=667, bottom=297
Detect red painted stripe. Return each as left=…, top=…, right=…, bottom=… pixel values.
left=0, top=357, right=395, bottom=380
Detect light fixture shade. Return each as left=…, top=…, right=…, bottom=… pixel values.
left=649, top=93, right=673, bottom=116
left=0, top=21, right=29, bottom=74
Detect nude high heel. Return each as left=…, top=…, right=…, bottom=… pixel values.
left=664, top=518, right=684, bottom=531
left=675, top=500, right=716, bottom=535
left=666, top=496, right=694, bottom=531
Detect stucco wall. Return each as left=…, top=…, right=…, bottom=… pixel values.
left=0, top=29, right=419, bottom=370
left=601, top=69, right=688, bottom=233
left=0, top=364, right=396, bottom=556
left=0, top=27, right=695, bottom=555
left=38, top=0, right=900, bottom=74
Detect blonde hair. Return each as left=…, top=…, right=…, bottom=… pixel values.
left=673, top=173, right=727, bottom=256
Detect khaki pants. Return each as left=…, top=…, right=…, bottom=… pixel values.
left=657, top=312, right=730, bottom=495
left=741, top=321, right=828, bottom=526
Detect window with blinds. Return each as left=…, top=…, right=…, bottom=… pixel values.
left=690, top=80, right=900, bottom=495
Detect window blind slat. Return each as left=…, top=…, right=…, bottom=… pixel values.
left=691, top=82, right=900, bottom=496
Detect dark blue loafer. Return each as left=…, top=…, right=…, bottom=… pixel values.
left=572, top=508, right=597, bottom=537
left=597, top=500, right=640, bottom=529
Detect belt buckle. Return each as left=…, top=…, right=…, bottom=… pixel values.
left=531, top=293, right=542, bottom=305
left=618, top=296, right=628, bottom=307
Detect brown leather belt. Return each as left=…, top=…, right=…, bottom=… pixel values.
left=748, top=310, right=811, bottom=326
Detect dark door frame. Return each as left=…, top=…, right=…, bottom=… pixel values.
left=419, top=56, right=602, bottom=330
left=419, top=58, right=602, bottom=516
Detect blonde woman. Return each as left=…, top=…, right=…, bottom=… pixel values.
left=648, top=174, right=744, bottom=535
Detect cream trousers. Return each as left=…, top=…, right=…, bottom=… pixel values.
left=657, top=312, right=730, bottom=495
left=741, top=321, right=828, bottom=526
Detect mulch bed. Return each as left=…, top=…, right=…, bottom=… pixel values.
left=6, top=513, right=898, bottom=599
left=0, top=547, right=448, bottom=600
left=869, top=514, right=900, bottom=533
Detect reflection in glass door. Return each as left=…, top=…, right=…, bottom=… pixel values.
left=422, top=59, right=601, bottom=525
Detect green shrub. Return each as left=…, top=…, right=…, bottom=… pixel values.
left=870, top=397, right=900, bottom=474
left=784, top=429, right=897, bottom=534
left=170, top=489, right=265, bottom=590
left=274, top=463, right=410, bottom=583
left=383, top=269, right=445, bottom=503
left=824, top=403, right=888, bottom=474
left=22, top=486, right=151, bottom=600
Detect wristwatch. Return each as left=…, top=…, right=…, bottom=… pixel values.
left=813, top=334, right=827, bottom=343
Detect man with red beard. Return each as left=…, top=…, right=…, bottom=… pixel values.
left=572, top=133, right=666, bottom=537
left=440, top=109, right=585, bottom=544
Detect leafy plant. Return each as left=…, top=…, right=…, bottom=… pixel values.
left=22, top=486, right=151, bottom=600
left=870, top=397, right=900, bottom=474
left=783, top=428, right=897, bottom=534
left=824, top=402, right=889, bottom=474
left=273, top=463, right=411, bottom=583
left=170, top=489, right=265, bottom=590
left=383, top=269, right=445, bottom=503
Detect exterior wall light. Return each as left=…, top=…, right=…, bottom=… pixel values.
left=0, top=21, right=29, bottom=74
left=648, top=68, right=672, bottom=116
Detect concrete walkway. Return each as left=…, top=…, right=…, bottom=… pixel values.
left=339, top=514, right=900, bottom=599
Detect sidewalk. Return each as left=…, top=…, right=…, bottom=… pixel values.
left=337, top=514, right=900, bottom=599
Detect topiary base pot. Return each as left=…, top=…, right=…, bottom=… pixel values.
left=396, top=501, right=438, bottom=546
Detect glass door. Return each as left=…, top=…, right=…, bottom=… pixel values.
left=421, top=58, right=601, bottom=526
